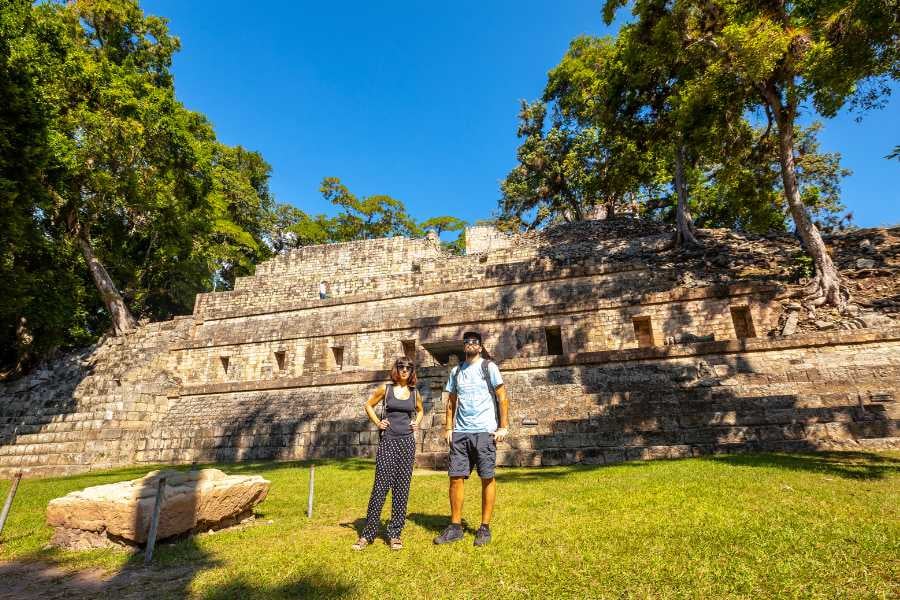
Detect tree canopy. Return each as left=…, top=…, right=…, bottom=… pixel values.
left=502, top=0, right=897, bottom=307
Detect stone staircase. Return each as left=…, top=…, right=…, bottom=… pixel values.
left=0, top=318, right=191, bottom=477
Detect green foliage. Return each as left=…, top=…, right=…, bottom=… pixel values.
left=500, top=99, right=654, bottom=227
left=0, top=0, right=276, bottom=370
left=320, top=177, right=420, bottom=240
left=692, top=123, right=851, bottom=233
left=419, top=215, right=466, bottom=236
left=263, top=180, right=448, bottom=255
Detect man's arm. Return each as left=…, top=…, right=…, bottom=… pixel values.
left=445, top=392, right=457, bottom=444
left=494, top=384, right=509, bottom=442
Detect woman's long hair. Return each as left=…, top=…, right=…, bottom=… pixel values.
left=390, top=357, right=417, bottom=387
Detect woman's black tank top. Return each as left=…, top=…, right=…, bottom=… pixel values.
left=383, top=385, right=415, bottom=438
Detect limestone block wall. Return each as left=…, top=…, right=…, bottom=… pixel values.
left=131, top=329, right=900, bottom=470
left=194, top=251, right=652, bottom=320
left=466, top=225, right=515, bottom=254
left=194, top=226, right=672, bottom=320
left=247, top=235, right=443, bottom=283
left=173, top=285, right=780, bottom=384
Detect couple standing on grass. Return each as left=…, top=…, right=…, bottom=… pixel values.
left=352, top=330, right=510, bottom=551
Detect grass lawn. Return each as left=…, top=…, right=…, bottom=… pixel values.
left=0, top=451, right=898, bottom=599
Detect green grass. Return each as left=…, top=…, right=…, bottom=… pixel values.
left=0, top=451, right=898, bottom=599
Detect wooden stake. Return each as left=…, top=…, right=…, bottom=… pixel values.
left=307, top=464, right=315, bottom=518
left=144, top=476, right=166, bottom=566
left=0, top=472, right=23, bottom=540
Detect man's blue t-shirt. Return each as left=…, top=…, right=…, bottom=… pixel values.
left=444, top=358, right=503, bottom=433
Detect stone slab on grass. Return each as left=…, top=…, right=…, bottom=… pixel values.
left=46, top=468, right=269, bottom=549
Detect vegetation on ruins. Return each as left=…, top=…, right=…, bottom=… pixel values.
left=0, top=453, right=897, bottom=597
left=503, top=0, right=899, bottom=308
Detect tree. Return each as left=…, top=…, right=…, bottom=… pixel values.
left=603, top=0, right=899, bottom=306
left=1, top=0, right=278, bottom=371
left=419, top=216, right=467, bottom=254
left=320, top=177, right=420, bottom=240
left=545, top=30, right=709, bottom=246
left=36, top=0, right=188, bottom=334
left=419, top=216, right=466, bottom=236
left=264, top=204, right=331, bottom=254
left=0, top=0, right=99, bottom=370
left=692, top=122, right=851, bottom=233
left=500, top=100, right=649, bottom=228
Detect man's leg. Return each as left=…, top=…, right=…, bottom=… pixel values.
left=449, top=476, right=465, bottom=523
left=480, top=476, right=495, bottom=525
left=473, top=433, right=497, bottom=546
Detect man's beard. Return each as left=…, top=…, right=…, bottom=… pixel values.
left=465, top=348, right=480, bottom=360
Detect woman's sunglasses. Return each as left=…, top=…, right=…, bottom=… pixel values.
left=396, top=363, right=414, bottom=372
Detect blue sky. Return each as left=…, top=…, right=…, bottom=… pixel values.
left=143, top=0, right=900, bottom=229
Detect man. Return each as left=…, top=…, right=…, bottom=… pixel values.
left=433, top=331, right=509, bottom=547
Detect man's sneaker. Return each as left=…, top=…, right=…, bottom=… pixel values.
left=433, top=524, right=464, bottom=545
left=473, top=525, right=491, bottom=547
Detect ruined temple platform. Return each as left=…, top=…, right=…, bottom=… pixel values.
left=1, top=218, right=898, bottom=476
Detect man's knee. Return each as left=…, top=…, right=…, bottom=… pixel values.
left=480, top=476, right=495, bottom=486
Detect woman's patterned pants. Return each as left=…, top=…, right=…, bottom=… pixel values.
left=361, top=434, right=416, bottom=541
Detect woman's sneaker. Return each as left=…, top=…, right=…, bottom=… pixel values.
left=473, top=525, right=491, bottom=547
left=433, top=523, right=464, bottom=544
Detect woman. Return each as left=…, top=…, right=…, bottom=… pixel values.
left=352, top=357, right=424, bottom=550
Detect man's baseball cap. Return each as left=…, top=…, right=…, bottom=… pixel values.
left=462, top=331, right=482, bottom=343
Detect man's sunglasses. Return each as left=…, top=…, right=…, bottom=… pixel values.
left=463, top=338, right=481, bottom=345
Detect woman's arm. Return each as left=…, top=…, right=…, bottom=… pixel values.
left=364, top=385, right=389, bottom=430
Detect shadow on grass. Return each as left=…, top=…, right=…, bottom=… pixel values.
left=708, top=451, right=900, bottom=480
left=195, top=457, right=374, bottom=476
left=201, top=571, right=356, bottom=600
left=405, top=512, right=455, bottom=534
left=494, top=460, right=651, bottom=482
left=339, top=517, right=367, bottom=537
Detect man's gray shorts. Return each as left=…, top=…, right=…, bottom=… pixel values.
left=449, top=432, right=496, bottom=479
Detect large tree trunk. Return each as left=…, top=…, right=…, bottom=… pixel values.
left=76, top=231, right=136, bottom=335
left=14, top=316, right=35, bottom=374
left=673, top=143, right=700, bottom=247
left=773, top=110, right=844, bottom=308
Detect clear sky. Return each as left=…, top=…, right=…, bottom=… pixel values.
left=142, top=0, right=900, bottom=229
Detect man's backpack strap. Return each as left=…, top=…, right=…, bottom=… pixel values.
left=481, top=360, right=500, bottom=425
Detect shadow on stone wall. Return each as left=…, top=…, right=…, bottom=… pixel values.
left=494, top=354, right=897, bottom=475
